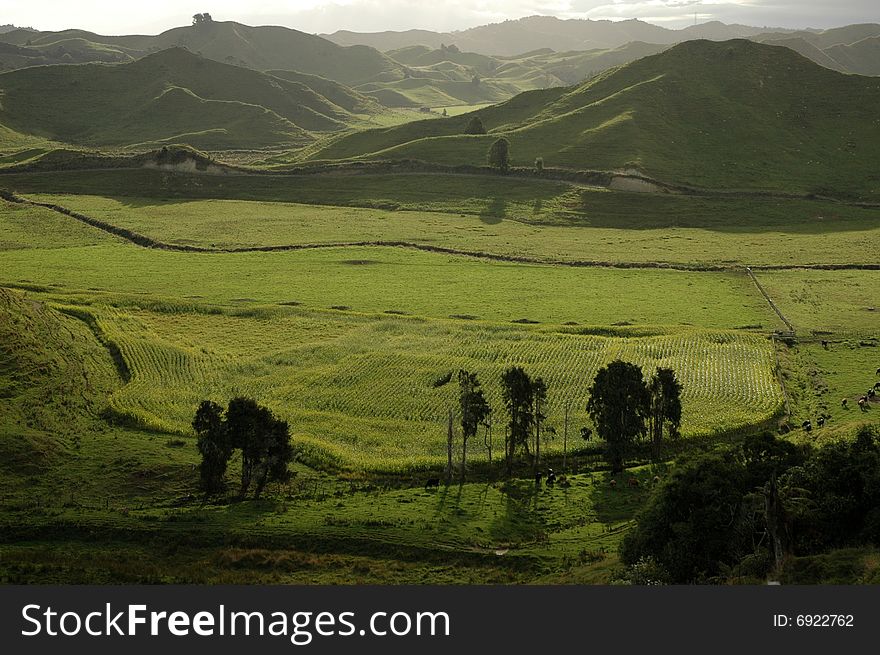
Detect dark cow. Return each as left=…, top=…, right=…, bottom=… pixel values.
left=628, top=477, right=640, bottom=488
left=609, top=479, right=617, bottom=489
left=425, top=478, right=440, bottom=490
left=817, top=416, right=826, bottom=427
left=821, top=340, right=829, bottom=349
left=535, top=471, right=544, bottom=486
left=869, top=388, right=877, bottom=399
left=842, top=398, right=848, bottom=408
left=802, top=420, right=812, bottom=432
left=546, top=468, right=557, bottom=485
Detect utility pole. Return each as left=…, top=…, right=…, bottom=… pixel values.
left=446, top=407, right=455, bottom=484
left=563, top=401, right=570, bottom=473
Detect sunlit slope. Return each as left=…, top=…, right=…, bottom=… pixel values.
left=309, top=39, right=880, bottom=198
left=0, top=288, right=119, bottom=473
left=0, top=48, right=385, bottom=148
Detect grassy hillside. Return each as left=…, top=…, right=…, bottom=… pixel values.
left=0, top=21, right=405, bottom=86
left=0, top=288, right=119, bottom=474
left=308, top=39, right=880, bottom=198
left=357, top=42, right=667, bottom=108
left=0, top=48, right=389, bottom=149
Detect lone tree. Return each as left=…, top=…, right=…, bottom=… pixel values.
left=648, top=367, right=682, bottom=460
left=192, top=397, right=293, bottom=498
left=501, top=366, right=534, bottom=473
left=458, top=370, right=491, bottom=483
left=587, top=360, right=650, bottom=473
left=488, top=137, right=510, bottom=173
left=464, top=116, right=486, bottom=135
left=192, top=400, right=232, bottom=494
left=192, top=13, right=213, bottom=25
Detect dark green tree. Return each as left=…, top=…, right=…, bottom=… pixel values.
left=648, top=367, right=682, bottom=460
left=458, top=370, right=491, bottom=482
left=225, top=397, right=293, bottom=499
left=488, top=137, right=510, bottom=173
left=192, top=400, right=232, bottom=494
left=464, top=116, right=486, bottom=135
left=586, top=360, right=650, bottom=473
left=501, top=366, right=534, bottom=473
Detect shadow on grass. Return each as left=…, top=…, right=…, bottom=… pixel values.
left=479, top=197, right=506, bottom=225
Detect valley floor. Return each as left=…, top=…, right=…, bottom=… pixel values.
left=1, top=166, right=878, bottom=584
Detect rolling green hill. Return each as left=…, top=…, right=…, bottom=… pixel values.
left=308, top=39, right=880, bottom=198
left=0, top=47, right=386, bottom=149
left=0, top=21, right=405, bottom=86
left=352, top=42, right=668, bottom=108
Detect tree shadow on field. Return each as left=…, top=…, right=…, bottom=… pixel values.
left=479, top=197, right=506, bottom=225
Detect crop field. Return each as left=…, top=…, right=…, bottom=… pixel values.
left=49, top=303, right=781, bottom=469
left=21, top=192, right=880, bottom=268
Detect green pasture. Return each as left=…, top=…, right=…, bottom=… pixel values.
left=22, top=191, right=880, bottom=268
left=756, top=269, right=880, bottom=334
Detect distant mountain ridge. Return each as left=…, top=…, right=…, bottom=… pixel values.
left=0, top=20, right=405, bottom=85
left=324, top=16, right=796, bottom=56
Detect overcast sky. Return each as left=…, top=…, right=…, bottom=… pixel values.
left=4, top=1, right=877, bottom=35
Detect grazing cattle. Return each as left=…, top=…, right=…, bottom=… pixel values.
left=535, top=471, right=544, bottom=485
left=628, top=477, right=639, bottom=488
left=653, top=475, right=661, bottom=485
left=425, top=478, right=440, bottom=490
left=874, top=382, right=880, bottom=390
left=609, top=479, right=617, bottom=489
left=869, top=388, right=877, bottom=398
left=859, top=397, right=868, bottom=411
left=817, top=416, right=825, bottom=427
left=821, top=340, right=829, bottom=349
left=546, top=468, right=557, bottom=485
left=876, top=368, right=880, bottom=376
left=842, top=398, right=848, bottom=408
left=802, top=420, right=812, bottom=432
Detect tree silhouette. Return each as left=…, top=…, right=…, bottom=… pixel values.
left=587, top=360, right=650, bottom=473
left=488, top=137, right=510, bottom=172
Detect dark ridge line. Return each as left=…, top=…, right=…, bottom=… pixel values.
left=2, top=191, right=878, bottom=273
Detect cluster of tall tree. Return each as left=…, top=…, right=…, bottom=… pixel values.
left=621, top=426, right=880, bottom=583
left=448, top=360, right=681, bottom=481
left=587, top=360, right=682, bottom=473
left=192, top=397, right=293, bottom=498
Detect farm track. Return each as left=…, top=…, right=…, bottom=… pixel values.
left=4, top=190, right=878, bottom=274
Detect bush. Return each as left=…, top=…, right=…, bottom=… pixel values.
left=464, top=116, right=486, bottom=135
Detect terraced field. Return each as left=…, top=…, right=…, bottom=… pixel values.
left=51, top=304, right=783, bottom=470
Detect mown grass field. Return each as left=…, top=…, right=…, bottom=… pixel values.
left=21, top=192, right=880, bottom=268
left=58, top=304, right=780, bottom=469
left=0, top=243, right=781, bottom=329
